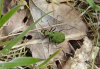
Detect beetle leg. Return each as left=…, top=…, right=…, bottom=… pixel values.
left=52, top=28, right=56, bottom=31
left=47, top=20, right=56, bottom=32
left=48, top=21, right=53, bottom=28
left=55, top=42, right=57, bottom=47
left=50, top=27, right=53, bottom=31
left=44, top=35, right=48, bottom=38
left=48, top=38, right=50, bottom=53
left=50, top=27, right=56, bottom=32
left=54, top=45, right=66, bottom=56
left=59, top=29, right=64, bottom=32
left=41, top=34, right=48, bottom=41
left=59, top=27, right=74, bottom=32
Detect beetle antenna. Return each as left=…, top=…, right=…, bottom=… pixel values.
left=56, top=15, right=59, bottom=26
left=38, top=23, right=44, bottom=30
left=47, top=20, right=52, bottom=28
left=38, top=12, right=45, bottom=30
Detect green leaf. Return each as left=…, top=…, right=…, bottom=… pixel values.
left=37, top=49, right=62, bottom=68
left=0, top=57, right=43, bottom=68
left=1, top=11, right=53, bottom=54
left=0, top=5, right=23, bottom=28
left=0, top=0, right=3, bottom=19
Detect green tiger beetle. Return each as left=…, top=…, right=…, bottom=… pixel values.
left=41, top=27, right=65, bottom=43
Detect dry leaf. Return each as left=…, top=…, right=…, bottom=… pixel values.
left=63, top=36, right=99, bottom=69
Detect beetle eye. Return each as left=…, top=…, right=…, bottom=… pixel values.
left=41, top=30, right=45, bottom=33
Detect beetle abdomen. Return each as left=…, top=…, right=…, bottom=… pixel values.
left=52, top=32, right=65, bottom=43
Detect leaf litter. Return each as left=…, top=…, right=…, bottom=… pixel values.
left=26, top=0, right=88, bottom=68
left=0, top=0, right=100, bottom=69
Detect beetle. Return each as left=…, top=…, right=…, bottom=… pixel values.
left=41, top=28, right=65, bottom=43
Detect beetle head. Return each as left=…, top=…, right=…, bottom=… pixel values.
left=41, top=29, right=47, bottom=34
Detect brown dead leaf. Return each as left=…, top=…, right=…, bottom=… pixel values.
left=0, top=0, right=30, bottom=37
left=2, top=0, right=12, bottom=15
left=63, top=37, right=99, bottom=69
left=0, top=0, right=12, bottom=35
left=2, top=10, right=28, bottom=35
left=2, top=0, right=32, bottom=35
left=0, top=0, right=33, bottom=41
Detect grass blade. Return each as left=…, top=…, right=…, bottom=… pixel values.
left=0, top=57, right=43, bottom=68
left=1, top=11, right=53, bottom=54
left=0, top=5, right=23, bottom=28
left=20, top=0, right=29, bottom=9
left=86, top=0, right=100, bottom=11
left=96, top=5, right=100, bottom=11
left=37, top=49, right=62, bottom=68
left=0, top=0, right=3, bottom=19
left=86, top=0, right=96, bottom=9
